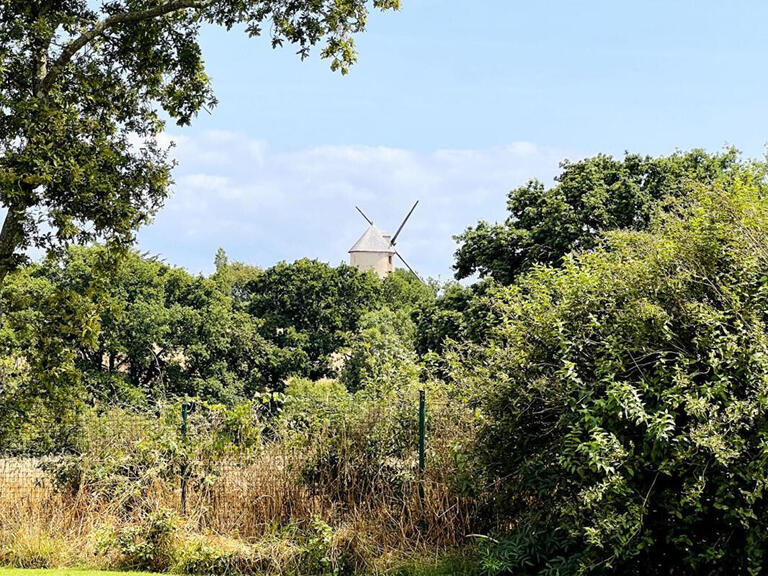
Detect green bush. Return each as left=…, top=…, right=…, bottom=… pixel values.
left=304, top=517, right=344, bottom=576
left=459, top=175, right=768, bottom=573
left=173, top=521, right=369, bottom=576
left=340, top=307, right=420, bottom=394
left=175, top=538, right=240, bottom=575
left=113, top=509, right=179, bottom=571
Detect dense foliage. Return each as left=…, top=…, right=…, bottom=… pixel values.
left=3, top=147, right=768, bottom=575
left=453, top=149, right=742, bottom=284
left=0, top=250, right=433, bottom=450
left=459, top=171, right=768, bottom=574
left=247, top=259, right=382, bottom=378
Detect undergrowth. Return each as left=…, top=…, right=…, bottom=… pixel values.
left=0, top=379, right=479, bottom=575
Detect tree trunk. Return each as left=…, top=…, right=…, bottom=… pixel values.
left=0, top=207, right=24, bottom=288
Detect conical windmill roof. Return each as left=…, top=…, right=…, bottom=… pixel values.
left=349, top=225, right=395, bottom=253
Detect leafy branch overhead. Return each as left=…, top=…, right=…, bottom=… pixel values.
left=0, top=0, right=400, bottom=286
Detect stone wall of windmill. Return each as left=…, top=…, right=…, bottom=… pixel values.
left=350, top=248, right=395, bottom=277
left=348, top=225, right=395, bottom=278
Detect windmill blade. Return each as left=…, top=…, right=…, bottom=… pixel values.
left=395, top=251, right=423, bottom=282
left=390, top=200, right=419, bottom=246
left=355, top=206, right=374, bottom=225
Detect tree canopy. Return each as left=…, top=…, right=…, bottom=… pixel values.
left=0, top=246, right=433, bottom=449
left=247, top=258, right=383, bottom=378
left=452, top=149, right=742, bottom=284
left=0, top=0, right=400, bottom=286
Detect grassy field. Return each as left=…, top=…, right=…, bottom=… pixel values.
left=0, top=570, right=163, bottom=576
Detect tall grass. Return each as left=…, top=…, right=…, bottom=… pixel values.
left=0, top=383, right=479, bottom=574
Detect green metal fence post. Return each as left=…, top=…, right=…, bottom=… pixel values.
left=418, top=389, right=426, bottom=506
left=180, top=402, right=188, bottom=515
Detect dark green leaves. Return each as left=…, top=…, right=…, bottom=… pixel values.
left=453, top=149, right=742, bottom=284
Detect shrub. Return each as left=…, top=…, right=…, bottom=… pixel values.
left=340, top=307, right=421, bottom=394
left=112, top=508, right=178, bottom=571
left=175, top=538, right=241, bottom=575
left=459, top=175, right=768, bottom=573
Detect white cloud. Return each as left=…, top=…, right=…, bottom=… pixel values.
left=138, top=131, right=579, bottom=279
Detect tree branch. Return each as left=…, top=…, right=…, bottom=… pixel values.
left=41, top=0, right=211, bottom=92
left=0, top=206, right=25, bottom=288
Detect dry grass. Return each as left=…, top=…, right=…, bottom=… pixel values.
left=189, top=449, right=474, bottom=546
left=0, top=441, right=475, bottom=573
left=0, top=570, right=165, bottom=575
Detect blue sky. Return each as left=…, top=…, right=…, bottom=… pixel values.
left=138, top=0, right=768, bottom=279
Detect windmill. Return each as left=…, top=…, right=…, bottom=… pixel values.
left=348, top=201, right=421, bottom=280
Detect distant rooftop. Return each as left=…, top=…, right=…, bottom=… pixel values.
left=349, top=225, right=395, bottom=253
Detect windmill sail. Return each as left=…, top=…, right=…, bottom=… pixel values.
left=395, top=251, right=422, bottom=281
left=355, top=206, right=373, bottom=225
left=390, top=201, right=418, bottom=246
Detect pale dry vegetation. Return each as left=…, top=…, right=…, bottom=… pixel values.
left=0, top=384, right=478, bottom=575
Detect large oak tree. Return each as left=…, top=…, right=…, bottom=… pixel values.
left=0, top=0, right=399, bottom=286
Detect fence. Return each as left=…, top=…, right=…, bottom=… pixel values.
left=0, top=457, right=50, bottom=502
left=0, top=390, right=476, bottom=548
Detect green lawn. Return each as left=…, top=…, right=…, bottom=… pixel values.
left=0, top=570, right=163, bottom=576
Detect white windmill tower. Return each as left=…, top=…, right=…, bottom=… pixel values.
left=349, top=201, right=420, bottom=280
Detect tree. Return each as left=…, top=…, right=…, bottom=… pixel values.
left=0, top=0, right=400, bottom=287
left=210, top=249, right=262, bottom=305
left=453, top=149, right=742, bottom=284
left=412, top=278, right=505, bottom=357
left=340, top=307, right=420, bottom=394
left=247, top=258, right=381, bottom=378
left=0, top=258, right=101, bottom=451
left=413, top=281, right=471, bottom=356
left=459, top=170, right=768, bottom=573
left=12, top=246, right=301, bottom=409
left=380, top=268, right=436, bottom=312
left=214, top=247, right=228, bottom=273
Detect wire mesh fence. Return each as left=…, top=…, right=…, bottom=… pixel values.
left=0, top=390, right=477, bottom=547
left=0, top=457, right=51, bottom=501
